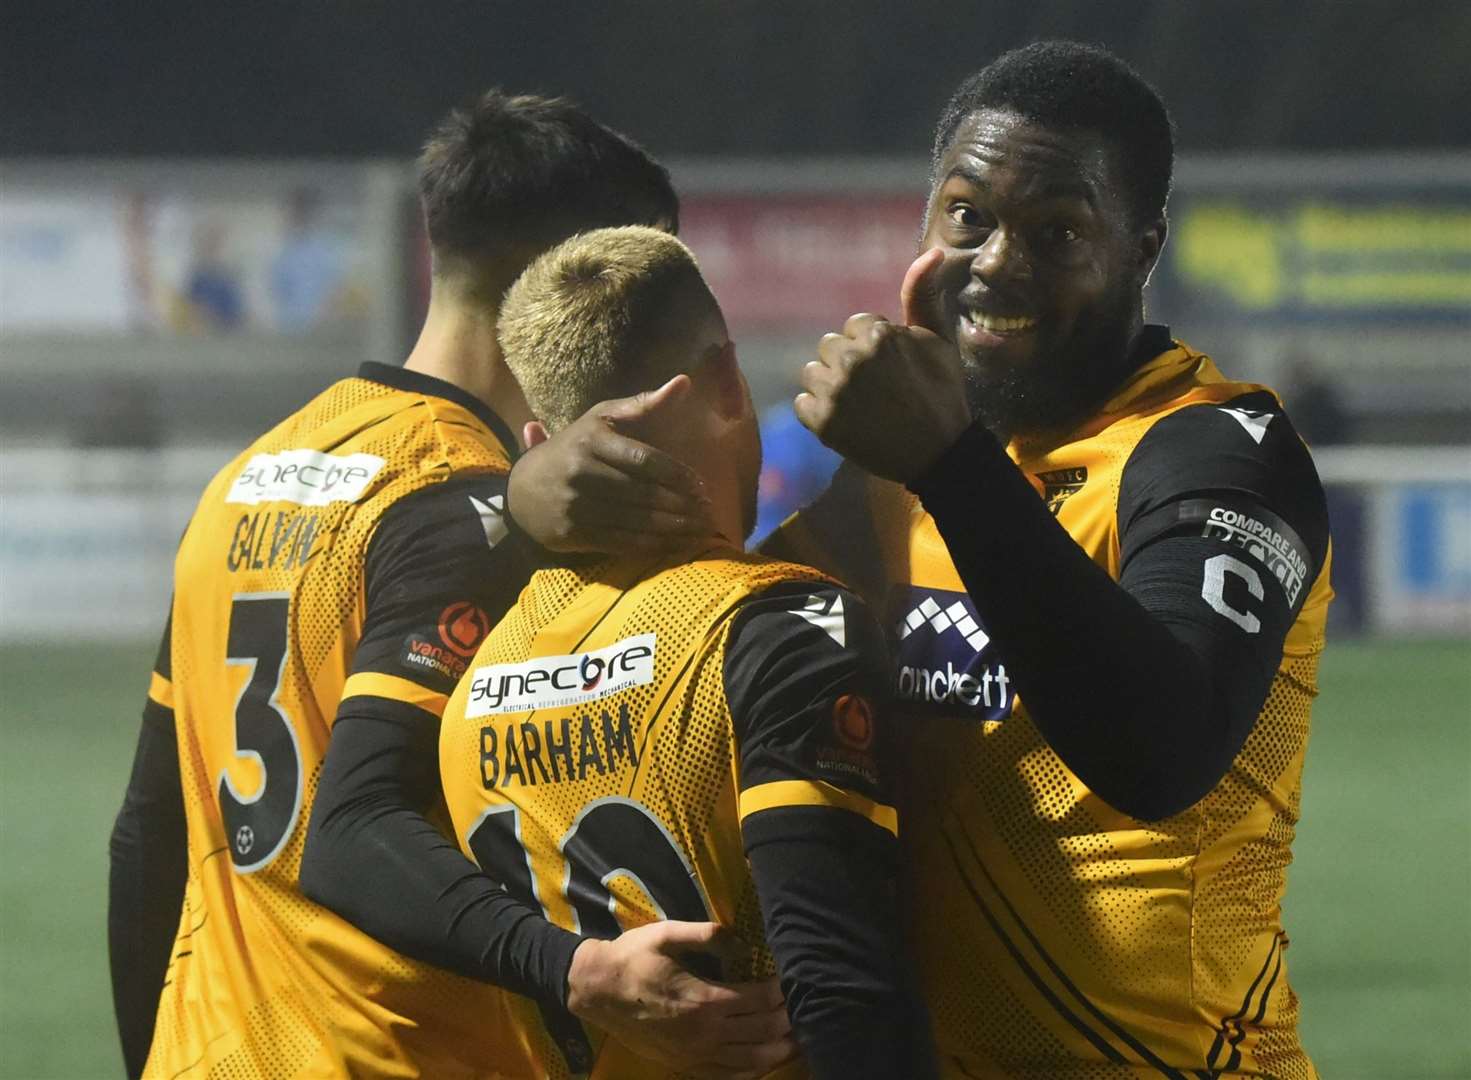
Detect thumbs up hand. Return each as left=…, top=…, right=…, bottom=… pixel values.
left=794, top=248, right=972, bottom=485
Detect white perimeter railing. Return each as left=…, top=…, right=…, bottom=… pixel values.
left=1, top=444, right=1466, bottom=643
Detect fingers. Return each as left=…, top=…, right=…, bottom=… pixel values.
left=595, top=373, right=694, bottom=425
left=792, top=391, right=830, bottom=440
left=646, top=919, right=723, bottom=951
left=586, top=427, right=706, bottom=498
left=900, top=246, right=947, bottom=332
left=653, top=920, right=753, bottom=968
left=841, top=311, right=885, bottom=339
left=713, top=1001, right=791, bottom=1044
left=560, top=505, right=714, bottom=551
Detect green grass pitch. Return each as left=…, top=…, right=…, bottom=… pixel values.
left=1, top=638, right=1467, bottom=1078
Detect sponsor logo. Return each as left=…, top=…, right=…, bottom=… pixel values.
left=1186, top=500, right=1309, bottom=605
left=401, top=635, right=472, bottom=681
left=891, top=586, right=1013, bottom=719
left=793, top=592, right=845, bottom=647
left=465, top=633, right=656, bottom=718
left=831, top=693, right=875, bottom=750
left=1036, top=466, right=1088, bottom=515
left=469, top=494, right=510, bottom=549
left=225, top=449, right=385, bottom=507
left=1219, top=407, right=1274, bottom=445
left=898, top=594, right=989, bottom=652
left=438, top=601, right=490, bottom=657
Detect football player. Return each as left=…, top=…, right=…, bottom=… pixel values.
left=439, top=226, right=929, bottom=1078
left=504, top=43, right=1333, bottom=1079
left=108, top=92, right=791, bottom=1079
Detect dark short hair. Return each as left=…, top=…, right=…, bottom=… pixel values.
left=932, top=41, right=1174, bottom=225
left=417, top=90, right=679, bottom=265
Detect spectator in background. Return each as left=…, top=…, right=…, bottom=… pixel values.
left=271, top=188, right=351, bottom=331
left=178, top=219, right=244, bottom=331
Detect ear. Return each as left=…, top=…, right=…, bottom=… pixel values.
left=1137, top=216, right=1167, bottom=287
left=522, top=420, right=549, bottom=449
left=706, top=341, right=749, bottom=422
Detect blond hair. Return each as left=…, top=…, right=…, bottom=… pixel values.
left=498, top=226, right=711, bottom=433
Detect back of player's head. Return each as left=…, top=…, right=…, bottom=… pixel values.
left=499, top=226, right=719, bottom=433
left=417, top=91, right=679, bottom=283
left=933, top=41, right=1174, bottom=226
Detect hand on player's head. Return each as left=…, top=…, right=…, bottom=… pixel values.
left=506, top=376, right=717, bottom=554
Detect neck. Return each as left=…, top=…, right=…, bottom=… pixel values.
left=403, top=294, right=533, bottom=447
left=689, top=446, right=749, bottom=552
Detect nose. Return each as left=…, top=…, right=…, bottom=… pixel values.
left=970, top=226, right=1030, bottom=288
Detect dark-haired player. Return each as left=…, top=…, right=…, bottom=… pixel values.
left=508, top=43, right=1333, bottom=1078
left=109, top=91, right=791, bottom=1079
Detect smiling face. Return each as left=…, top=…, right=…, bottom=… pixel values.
left=921, top=108, right=1164, bottom=440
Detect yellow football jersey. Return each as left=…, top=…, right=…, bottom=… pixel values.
left=144, top=364, right=533, bottom=1079
left=439, top=549, right=900, bottom=1078
left=770, top=337, right=1333, bottom=1078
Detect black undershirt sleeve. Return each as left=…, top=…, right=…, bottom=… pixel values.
left=908, top=390, right=1329, bottom=820
left=298, top=474, right=581, bottom=1005
left=725, top=583, right=935, bottom=1079
left=109, top=613, right=188, bottom=1079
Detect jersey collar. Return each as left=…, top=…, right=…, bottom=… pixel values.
left=356, top=362, right=520, bottom=461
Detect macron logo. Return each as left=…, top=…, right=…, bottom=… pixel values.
left=792, top=593, right=845, bottom=648
left=470, top=494, right=510, bottom=549
left=898, top=596, right=989, bottom=653
left=1220, top=407, right=1274, bottom=445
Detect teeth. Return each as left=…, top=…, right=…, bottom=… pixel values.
left=970, top=314, right=1036, bottom=333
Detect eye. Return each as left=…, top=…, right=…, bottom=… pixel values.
left=947, top=203, right=980, bottom=228
left=944, top=203, right=994, bottom=242
left=1040, top=222, right=1081, bottom=246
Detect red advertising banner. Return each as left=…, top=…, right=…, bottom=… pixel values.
left=679, top=194, right=927, bottom=335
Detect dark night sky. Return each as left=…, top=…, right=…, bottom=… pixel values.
left=3, top=0, right=1467, bottom=159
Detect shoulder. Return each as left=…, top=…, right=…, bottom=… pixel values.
left=374, top=470, right=512, bottom=541
left=1122, top=392, right=1327, bottom=531
left=1118, top=390, right=1331, bottom=578
left=364, top=470, right=533, bottom=604
left=724, top=580, right=887, bottom=689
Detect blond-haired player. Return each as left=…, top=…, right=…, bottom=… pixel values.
left=440, top=226, right=931, bottom=1078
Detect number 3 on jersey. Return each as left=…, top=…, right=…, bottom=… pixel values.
left=221, top=592, right=304, bottom=872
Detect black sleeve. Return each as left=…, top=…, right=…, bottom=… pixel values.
left=109, top=613, right=188, bottom=1079
left=909, top=392, right=1329, bottom=820
left=725, top=583, right=935, bottom=1080
left=299, top=474, right=582, bottom=1005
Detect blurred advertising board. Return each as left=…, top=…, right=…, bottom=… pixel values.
left=0, top=449, right=227, bottom=642
left=0, top=185, right=370, bottom=335
left=1157, top=193, right=1471, bottom=326
left=1370, top=484, right=1471, bottom=634
left=679, top=195, right=924, bottom=333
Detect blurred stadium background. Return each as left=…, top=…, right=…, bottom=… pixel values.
left=2, top=3, right=1467, bottom=1077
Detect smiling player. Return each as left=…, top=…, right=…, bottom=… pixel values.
left=504, top=42, right=1334, bottom=1079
